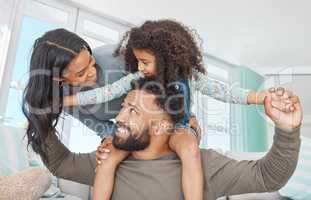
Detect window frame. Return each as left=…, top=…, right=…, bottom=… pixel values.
left=75, top=9, right=132, bottom=45
left=195, top=53, right=234, bottom=150
left=0, top=0, right=132, bottom=149
left=0, top=0, right=77, bottom=116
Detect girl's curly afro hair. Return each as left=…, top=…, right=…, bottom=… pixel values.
left=114, top=19, right=206, bottom=86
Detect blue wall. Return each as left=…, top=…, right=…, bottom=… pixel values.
left=231, top=66, right=268, bottom=152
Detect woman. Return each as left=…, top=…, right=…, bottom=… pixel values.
left=22, top=28, right=127, bottom=162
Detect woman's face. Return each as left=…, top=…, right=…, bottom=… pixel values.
left=133, top=48, right=157, bottom=77
left=61, top=49, right=97, bottom=87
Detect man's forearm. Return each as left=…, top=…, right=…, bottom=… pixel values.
left=208, top=126, right=301, bottom=198
left=257, top=126, right=301, bottom=191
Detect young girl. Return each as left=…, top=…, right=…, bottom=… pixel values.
left=64, top=20, right=293, bottom=200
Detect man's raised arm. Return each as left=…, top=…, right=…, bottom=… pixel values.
left=204, top=90, right=303, bottom=198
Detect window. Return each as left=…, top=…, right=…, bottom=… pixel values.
left=75, top=10, right=130, bottom=49
left=1, top=0, right=76, bottom=127
left=0, top=26, right=8, bottom=86
left=194, top=56, right=232, bottom=151
left=69, top=9, right=129, bottom=153
left=5, top=16, right=60, bottom=127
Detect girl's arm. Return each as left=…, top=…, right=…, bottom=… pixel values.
left=192, top=69, right=266, bottom=105
left=64, top=71, right=144, bottom=107
left=169, top=128, right=203, bottom=200
left=93, top=138, right=129, bottom=200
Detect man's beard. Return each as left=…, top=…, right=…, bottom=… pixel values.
left=112, top=123, right=150, bottom=151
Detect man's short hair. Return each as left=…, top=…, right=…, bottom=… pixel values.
left=131, top=78, right=185, bottom=125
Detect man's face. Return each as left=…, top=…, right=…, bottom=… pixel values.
left=113, top=90, right=166, bottom=151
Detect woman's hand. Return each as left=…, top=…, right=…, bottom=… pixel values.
left=96, top=137, right=130, bottom=167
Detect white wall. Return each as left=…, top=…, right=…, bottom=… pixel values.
left=69, top=0, right=311, bottom=137
left=69, top=0, right=311, bottom=69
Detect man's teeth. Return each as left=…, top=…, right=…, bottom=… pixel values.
left=117, top=127, right=128, bottom=134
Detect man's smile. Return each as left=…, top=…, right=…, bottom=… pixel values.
left=115, top=126, right=131, bottom=140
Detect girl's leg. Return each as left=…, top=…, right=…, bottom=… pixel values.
left=169, top=129, right=203, bottom=200
left=93, top=138, right=129, bottom=200
left=93, top=160, right=117, bottom=200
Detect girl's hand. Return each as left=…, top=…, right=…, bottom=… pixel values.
left=189, top=116, right=202, bottom=144
left=96, top=137, right=130, bottom=167
left=248, top=87, right=294, bottom=113
left=95, top=138, right=112, bottom=165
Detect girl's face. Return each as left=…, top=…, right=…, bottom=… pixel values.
left=133, top=48, right=156, bottom=77
left=61, top=49, right=97, bottom=87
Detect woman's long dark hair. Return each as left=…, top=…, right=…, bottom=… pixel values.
left=22, top=28, right=92, bottom=163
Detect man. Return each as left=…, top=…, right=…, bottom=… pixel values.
left=42, top=80, right=302, bottom=200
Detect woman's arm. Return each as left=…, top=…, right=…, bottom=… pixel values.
left=41, top=132, right=97, bottom=185
left=65, top=72, right=144, bottom=107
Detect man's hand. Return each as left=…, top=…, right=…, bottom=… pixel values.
left=264, top=90, right=303, bottom=130
left=269, top=87, right=295, bottom=113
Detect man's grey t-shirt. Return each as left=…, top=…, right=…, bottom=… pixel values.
left=65, top=45, right=126, bottom=137
left=42, top=127, right=300, bottom=200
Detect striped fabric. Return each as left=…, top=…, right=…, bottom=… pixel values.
left=279, top=136, right=311, bottom=200
left=0, top=124, right=29, bottom=176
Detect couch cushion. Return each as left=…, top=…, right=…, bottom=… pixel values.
left=217, top=192, right=287, bottom=200
left=0, top=125, right=29, bottom=176
left=0, top=167, right=51, bottom=200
